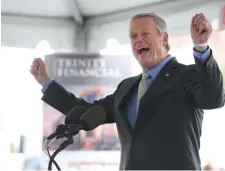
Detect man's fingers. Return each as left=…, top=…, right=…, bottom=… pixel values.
left=192, top=13, right=207, bottom=26
left=191, top=15, right=197, bottom=27
left=192, top=13, right=210, bottom=34
left=193, top=13, right=203, bottom=25
left=30, top=69, right=35, bottom=75
left=198, top=21, right=207, bottom=33
left=33, top=57, right=44, bottom=66
left=30, top=63, right=38, bottom=72
left=34, top=57, right=43, bottom=62
left=30, top=68, right=38, bottom=76
left=32, top=62, right=39, bottom=71
left=32, top=57, right=46, bottom=71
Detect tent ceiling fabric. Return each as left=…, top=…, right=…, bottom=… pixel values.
left=1, top=0, right=171, bottom=18
left=76, top=0, right=170, bottom=16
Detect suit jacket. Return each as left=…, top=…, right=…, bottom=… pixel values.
left=42, top=51, right=224, bottom=170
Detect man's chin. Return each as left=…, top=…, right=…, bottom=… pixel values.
left=139, top=60, right=156, bottom=70
left=139, top=61, right=149, bottom=69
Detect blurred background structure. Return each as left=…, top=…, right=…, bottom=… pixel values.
left=1, top=0, right=225, bottom=170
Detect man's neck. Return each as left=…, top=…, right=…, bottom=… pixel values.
left=143, top=54, right=172, bottom=79
left=143, top=53, right=169, bottom=71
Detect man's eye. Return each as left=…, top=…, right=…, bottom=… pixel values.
left=130, top=35, right=137, bottom=39
left=143, top=32, right=151, bottom=36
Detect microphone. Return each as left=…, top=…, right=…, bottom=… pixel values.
left=47, top=105, right=106, bottom=140
left=65, top=105, right=107, bottom=131
left=46, top=105, right=86, bottom=140
left=46, top=106, right=106, bottom=171
left=64, top=105, right=87, bottom=125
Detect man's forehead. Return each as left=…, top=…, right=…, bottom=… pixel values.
left=130, top=17, right=155, bottom=27
left=130, top=18, right=156, bottom=29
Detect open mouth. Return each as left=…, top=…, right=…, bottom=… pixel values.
left=137, top=47, right=150, bottom=55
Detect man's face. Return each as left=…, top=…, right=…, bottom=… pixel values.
left=129, top=17, right=168, bottom=69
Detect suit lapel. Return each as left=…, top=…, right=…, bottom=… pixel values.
left=116, top=75, right=141, bottom=135
left=134, top=57, right=179, bottom=133
left=143, top=57, right=178, bottom=101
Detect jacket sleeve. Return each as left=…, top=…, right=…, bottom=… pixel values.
left=41, top=80, right=123, bottom=124
left=187, top=49, right=225, bottom=109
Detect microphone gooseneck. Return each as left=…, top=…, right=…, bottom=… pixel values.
left=46, top=105, right=106, bottom=171
left=46, top=105, right=86, bottom=140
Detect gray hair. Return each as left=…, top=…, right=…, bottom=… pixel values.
left=131, top=13, right=170, bottom=51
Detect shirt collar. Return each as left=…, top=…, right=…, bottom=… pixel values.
left=144, top=55, right=172, bottom=79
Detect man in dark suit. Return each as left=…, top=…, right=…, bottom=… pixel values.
left=30, top=13, right=224, bottom=170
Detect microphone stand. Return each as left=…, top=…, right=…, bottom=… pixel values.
left=47, top=124, right=82, bottom=170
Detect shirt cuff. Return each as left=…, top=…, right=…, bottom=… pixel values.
left=41, top=78, right=53, bottom=93
left=193, top=47, right=211, bottom=63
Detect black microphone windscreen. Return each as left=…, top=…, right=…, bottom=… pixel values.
left=80, top=106, right=106, bottom=131
left=65, top=105, right=87, bottom=125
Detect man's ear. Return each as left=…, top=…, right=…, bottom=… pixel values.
left=163, top=32, right=169, bottom=47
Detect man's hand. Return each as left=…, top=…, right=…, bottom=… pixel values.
left=30, top=58, right=50, bottom=86
left=191, top=13, right=212, bottom=51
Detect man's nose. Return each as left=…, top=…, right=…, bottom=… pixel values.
left=135, top=34, right=144, bottom=42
